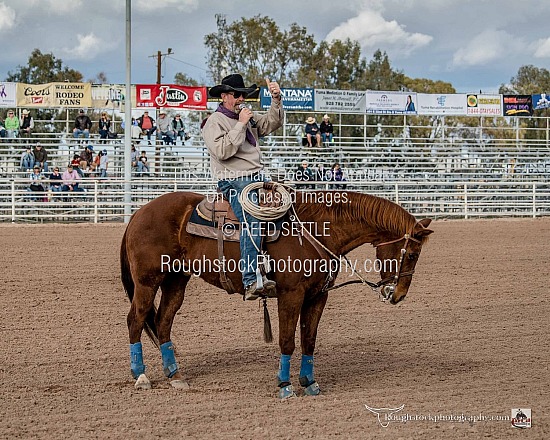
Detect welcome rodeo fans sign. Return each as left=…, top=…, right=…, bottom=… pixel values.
left=16, top=82, right=92, bottom=108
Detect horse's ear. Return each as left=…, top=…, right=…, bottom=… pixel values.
left=414, top=219, right=434, bottom=237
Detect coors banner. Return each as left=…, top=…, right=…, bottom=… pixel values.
left=16, top=82, right=92, bottom=108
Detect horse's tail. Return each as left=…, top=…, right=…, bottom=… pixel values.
left=120, top=228, right=159, bottom=348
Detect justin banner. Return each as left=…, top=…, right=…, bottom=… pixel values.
left=136, top=85, right=207, bottom=110
left=16, top=82, right=92, bottom=108
left=0, top=82, right=17, bottom=108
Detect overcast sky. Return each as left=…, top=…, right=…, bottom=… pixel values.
left=1, top=0, right=550, bottom=93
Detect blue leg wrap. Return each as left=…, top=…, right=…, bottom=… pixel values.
left=299, top=355, right=315, bottom=387
left=160, top=341, right=178, bottom=378
left=277, top=354, right=291, bottom=386
left=130, top=342, right=145, bottom=379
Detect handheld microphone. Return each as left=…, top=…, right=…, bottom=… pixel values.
left=238, top=103, right=257, bottom=128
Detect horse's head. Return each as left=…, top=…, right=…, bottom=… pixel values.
left=375, top=218, right=433, bottom=304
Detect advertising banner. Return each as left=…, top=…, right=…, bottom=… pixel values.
left=136, top=84, right=207, bottom=110
left=16, top=82, right=92, bottom=108
left=503, top=95, right=533, bottom=116
left=366, top=91, right=417, bottom=114
left=315, top=89, right=366, bottom=113
left=466, top=94, right=502, bottom=116
left=532, top=93, right=550, bottom=110
left=416, top=93, right=468, bottom=115
left=0, top=82, right=17, bottom=108
left=260, top=87, right=314, bottom=110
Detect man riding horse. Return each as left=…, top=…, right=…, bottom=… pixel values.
left=202, top=74, right=284, bottom=300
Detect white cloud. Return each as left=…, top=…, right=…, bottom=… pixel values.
left=0, top=2, right=16, bottom=32
left=45, top=0, right=83, bottom=14
left=532, top=37, right=550, bottom=58
left=134, top=0, right=198, bottom=13
left=325, top=7, right=432, bottom=57
left=62, top=33, right=104, bottom=60
left=452, top=29, right=523, bottom=67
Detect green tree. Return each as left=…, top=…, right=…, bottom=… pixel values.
left=174, top=72, right=199, bottom=86
left=5, top=48, right=83, bottom=83
left=204, top=14, right=316, bottom=86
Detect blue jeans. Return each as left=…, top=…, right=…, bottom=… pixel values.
left=34, top=160, right=49, bottom=172
left=73, top=129, right=89, bottom=139
left=321, top=132, right=333, bottom=143
left=218, top=177, right=264, bottom=288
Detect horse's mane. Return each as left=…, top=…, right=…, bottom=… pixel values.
left=295, top=191, right=418, bottom=236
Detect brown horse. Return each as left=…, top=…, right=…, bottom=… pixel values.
left=120, top=190, right=433, bottom=397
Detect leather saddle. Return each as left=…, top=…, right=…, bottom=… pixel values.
left=186, top=190, right=281, bottom=243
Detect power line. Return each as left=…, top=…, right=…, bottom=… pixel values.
left=166, top=55, right=208, bottom=72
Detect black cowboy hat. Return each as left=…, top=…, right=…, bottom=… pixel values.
left=209, top=74, right=258, bottom=98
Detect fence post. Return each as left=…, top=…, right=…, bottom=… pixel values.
left=94, top=180, right=98, bottom=223
left=395, top=183, right=399, bottom=205
left=532, top=182, right=537, bottom=218
left=11, top=180, right=15, bottom=222
left=464, top=183, right=468, bottom=219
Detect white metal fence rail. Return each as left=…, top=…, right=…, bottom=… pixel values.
left=0, top=179, right=548, bottom=223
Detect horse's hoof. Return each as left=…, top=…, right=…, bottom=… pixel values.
left=278, top=384, right=297, bottom=400
left=134, top=373, right=151, bottom=390
left=170, top=379, right=190, bottom=390
left=303, top=381, right=320, bottom=396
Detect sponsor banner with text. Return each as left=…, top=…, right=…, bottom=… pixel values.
left=16, top=82, right=92, bottom=108
left=136, top=84, right=207, bottom=110
left=260, top=87, right=314, bottom=110
left=417, top=93, right=468, bottom=115
left=466, top=94, right=502, bottom=115
left=366, top=91, right=417, bottom=114
left=503, top=95, right=533, bottom=116
left=0, top=82, right=17, bottom=108
left=532, top=93, right=550, bottom=110
left=314, top=89, right=366, bottom=113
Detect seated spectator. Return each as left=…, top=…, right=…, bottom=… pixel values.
left=137, top=111, right=156, bottom=145
left=73, top=109, right=92, bottom=140
left=80, top=145, right=96, bottom=173
left=0, top=117, right=6, bottom=138
left=130, top=118, right=142, bottom=142
left=98, top=112, right=111, bottom=144
left=130, top=144, right=139, bottom=168
left=137, top=151, right=150, bottom=176
left=48, top=167, right=63, bottom=192
left=19, top=110, right=34, bottom=138
left=328, top=163, right=347, bottom=189
left=319, top=114, right=334, bottom=145
left=315, top=163, right=328, bottom=182
left=295, top=159, right=315, bottom=189
left=20, top=146, right=35, bottom=171
left=33, top=142, right=49, bottom=172
left=61, top=164, right=84, bottom=192
left=157, top=110, right=175, bottom=145
left=172, top=114, right=188, bottom=143
left=28, top=165, right=45, bottom=193
left=71, top=154, right=84, bottom=177
left=4, top=109, right=19, bottom=138
left=305, top=116, right=321, bottom=148
left=99, top=149, right=108, bottom=178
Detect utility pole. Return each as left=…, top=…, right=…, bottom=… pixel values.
left=149, top=48, right=173, bottom=84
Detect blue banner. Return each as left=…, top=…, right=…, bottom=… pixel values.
left=532, top=93, right=550, bottom=110
left=260, top=87, right=314, bottom=110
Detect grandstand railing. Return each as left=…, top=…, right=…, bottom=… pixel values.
left=0, top=178, right=548, bottom=223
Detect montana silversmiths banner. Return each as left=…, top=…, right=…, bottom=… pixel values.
left=136, top=84, right=207, bottom=110
left=416, top=93, right=468, bottom=115
left=0, top=82, right=17, bottom=108
left=16, top=82, right=92, bottom=108
left=466, top=94, right=502, bottom=115
left=260, top=87, right=314, bottom=110
left=366, top=91, right=417, bottom=114
left=532, top=93, right=550, bottom=110
left=315, top=89, right=366, bottom=113
left=503, top=95, right=533, bottom=116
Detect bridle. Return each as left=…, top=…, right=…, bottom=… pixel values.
left=325, top=233, right=421, bottom=302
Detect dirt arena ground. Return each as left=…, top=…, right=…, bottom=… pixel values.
left=1, top=218, right=549, bottom=439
